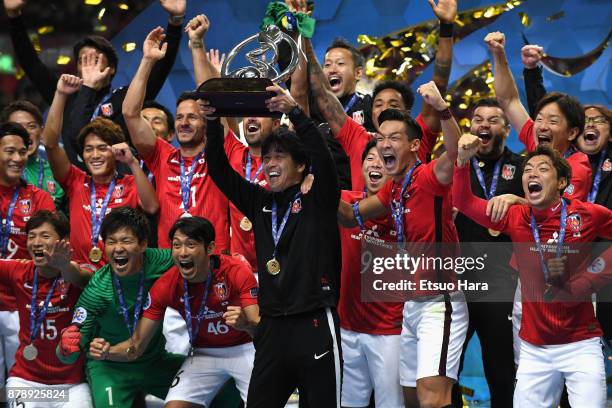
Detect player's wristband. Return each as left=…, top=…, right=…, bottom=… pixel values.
left=438, top=108, right=453, bottom=120
left=352, top=202, right=366, bottom=231
left=440, top=22, right=454, bottom=38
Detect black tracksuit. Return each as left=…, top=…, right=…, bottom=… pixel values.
left=206, top=109, right=342, bottom=407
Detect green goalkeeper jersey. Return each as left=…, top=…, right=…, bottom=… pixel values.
left=71, top=248, right=174, bottom=364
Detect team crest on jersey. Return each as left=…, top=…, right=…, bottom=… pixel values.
left=352, top=110, right=365, bottom=125
left=100, top=103, right=113, bottom=117
left=567, top=213, right=582, bottom=232
left=214, top=282, right=228, bottom=300
left=18, top=199, right=31, bottom=215
left=602, top=158, right=612, bottom=172
left=72, top=307, right=87, bottom=324
left=113, top=185, right=124, bottom=199
left=143, top=293, right=152, bottom=310
left=501, top=164, right=516, bottom=180
left=46, top=180, right=56, bottom=194
left=291, top=198, right=302, bottom=214
left=587, top=257, right=605, bottom=274
left=565, top=184, right=574, bottom=195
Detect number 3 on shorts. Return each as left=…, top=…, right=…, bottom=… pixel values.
left=105, top=386, right=113, bottom=406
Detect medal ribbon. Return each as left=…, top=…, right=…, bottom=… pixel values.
left=37, top=158, right=45, bottom=189
left=0, top=186, right=21, bottom=257
left=588, top=149, right=607, bottom=203
left=391, top=160, right=421, bottom=243
left=471, top=157, right=503, bottom=200
left=530, top=199, right=567, bottom=282
left=343, top=93, right=358, bottom=113
left=271, top=192, right=301, bottom=258
left=112, top=270, right=145, bottom=336
left=139, top=159, right=154, bottom=182
left=28, top=269, right=59, bottom=343
left=245, top=153, right=264, bottom=183
left=179, top=150, right=205, bottom=214
left=90, top=177, right=117, bottom=249
left=182, top=268, right=213, bottom=348
left=563, top=145, right=577, bottom=160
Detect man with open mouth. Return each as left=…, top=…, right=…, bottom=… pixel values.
left=453, top=134, right=612, bottom=407
left=57, top=207, right=184, bottom=408
left=86, top=216, right=260, bottom=407
left=0, top=210, right=93, bottom=407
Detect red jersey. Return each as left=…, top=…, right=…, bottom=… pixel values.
left=0, top=260, right=84, bottom=384
left=337, top=113, right=438, bottom=192
left=224, top=131, right=266, bottom=271
left=58, top=165, right=139, bottom=268
left=144, top=138, right=230, bottom=250
left=143, top=254, right=258, bottom=348
left=338, top=190, right=402, bottom=334
left=519, top=119, right=592, bottom=200
left=453, top=164, right=612, bottom=345
left=0, top=182, right=54, bottom=311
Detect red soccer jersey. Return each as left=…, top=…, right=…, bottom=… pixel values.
left=0, top=183, right=54, bottom=311
left=57, top=165, right=139, bottom=268
left=519, top=119, right=592, bottom=200
left=338, top=190, right=402, bottom=334
left=337, top=113, right=438, bottom=192
left=143, top=254, right=258, bottom=348
left=0, top=260, right=84, bottom=384
left=144, top=138, right=230, bottom=250
left=453, top=164, right=612, bottom=345
left=224, top=131, right=266, bottom=271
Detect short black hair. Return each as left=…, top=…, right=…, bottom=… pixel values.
left=73, top=35, right=118, bottom=71
left=168, top=216, right=215, bottom=247
left=100, top=207, right=149, bottom=243
left=326, top=37, right=365, bottom=69
left=524, top=146, right=572, bottom=193
left=471, top=98, right=508, bottom=125
left=0, top=122, right=31, bottom=148
left=176, top=92, right=199, bottom=108
left=378, top=109, right=422, bottom=140
left=261, top=126, right=310, bottom=169
left=372, top=81, right=415, bottom=111
left=0, top=100, right=43, bottom=126
left=535, top=92, right=585, bottom=134
left=77, top=117, right=125, bottom=154
left=361, top=138, right=378, bottom=163
left=143, top=100, right=175, bottom=132
left=26, top=210, right=70, bottom=240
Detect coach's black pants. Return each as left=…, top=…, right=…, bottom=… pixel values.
left=247, top=308, right=342, bottom=408
left=452, top=302, right=516, bottom=408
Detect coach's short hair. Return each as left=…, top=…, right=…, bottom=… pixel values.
left=262, top=126, right=310, bottom=169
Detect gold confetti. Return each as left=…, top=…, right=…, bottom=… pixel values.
left=459, top=103, right=468, bottom=109
left=56, top=55, right=71, bottom=65
left=15, top=67, right=25, bottom=80
left=37, top=26, right=54, bottom=35
left=465, top=89, right=473, bottom=96
left=84, top=0, right=103, bottom=5
left=519, top=12, right=531, bottom=27
left=122, top=42, right=136, bottom=52
left=98, top=7, right=106, bottom=20
left=94, top=24, right=107, bottom=32
left=118, top=3, right=129, bottom=10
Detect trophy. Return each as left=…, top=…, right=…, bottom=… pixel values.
left=194, top=25, right=299, bottom=117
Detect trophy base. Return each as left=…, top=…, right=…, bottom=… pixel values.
left=193, top=78, right=277, bottom=117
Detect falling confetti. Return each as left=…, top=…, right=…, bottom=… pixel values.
left=122, top=42, right=136, bottom=52
left=56, top=55, right=71, bottom=65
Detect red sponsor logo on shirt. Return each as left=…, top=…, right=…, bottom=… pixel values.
left=100, top=103, right=113, bottom=117
left=501, top=164, right=516, bottom=180
left=18, top=199, right=31, bottom=215
left=214, top=282, right=228, bottom=300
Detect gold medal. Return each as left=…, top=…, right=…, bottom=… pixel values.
left=23, top=344, right=38, bottom=361
left=488, top=228, right=501, bottom=237
left=89, top=246, right=103, bottom=263
left=478, top=161, right=485, bottom=168
left=266, top=258, right=280, bottom=275
left=240, top=216, right=252, bottom=231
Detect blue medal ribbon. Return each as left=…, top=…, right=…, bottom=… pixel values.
left=179, top=150, right=205, bottom=215
left=343, top=93, right=358, bottom=113
left=588, top=149, right=607, bottom=203
left=390, top=160, right=421, bottom=243
left=90, top=177, right=117, bottom=249
left=471, top=157, right=503, bottom=200
left=182, top=268, right=213, bottom=349
left=271, top=192, right=301, bottom=258
left=112, top=270, right=145, bottom=336
left=37, top=158, right=45, bottom=189
left=563, top=145, right=577, bottom=160
left=245, top=153, right=264, bottom=183
left=28, top=269, right=59, bottom=343
left=530, top=199, right=567, bottom=283
left=0, top=186, right=21, bottom=257
left=139, top=160, right=154, bottom=183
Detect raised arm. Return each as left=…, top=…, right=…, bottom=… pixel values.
left=337, top=195, right=388, bottom=228
left=521, top=44, right=547, bottom=118
left=122, top=27, right=168, bottom=159
left=45, top=240, right=92, bottom=288
left=421, top=0, right=456, bottom=133
left=43, top=75, right=83, bottom=183
left=111, top=143, right=159, bottom=214
left=417, top=81, right=460, bottom=185
left=304, top=38, right=348, bottom=136
left=289, top=36, right=310, bottom=116
left=486, top=32, right=531, bottom=134
left=88, top=317, right=160, bottom=362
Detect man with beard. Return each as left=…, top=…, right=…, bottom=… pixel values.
left=122, top=27, right=230, bottom=251
left=57, top=207, right=184, bottom=408
left=0, top=211, right=93, bottom=407
left=451, top=98, right=523, bottom=407
left=486, top=32, right=592, bottom=201
left=304, top=0, right=456, bottom=192
left=0, top=101, right=65, bottom=209
left=453, top=137, right=612, bottom=407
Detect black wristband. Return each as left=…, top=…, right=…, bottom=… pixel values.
left=288, top=105, right=302, bottom=117
left=438, top=108, right=453, bottom=120
left=440, top=22, right=454, bottom=38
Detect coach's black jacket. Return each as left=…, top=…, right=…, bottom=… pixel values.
left=206, top=110, right=341, bottom=317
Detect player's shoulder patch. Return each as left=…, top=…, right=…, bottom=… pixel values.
left=143, top=292, right=152, bottom=310
left=587, top=257, right=605, bottom=274
left=72, top=307, right=88, bottom=324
